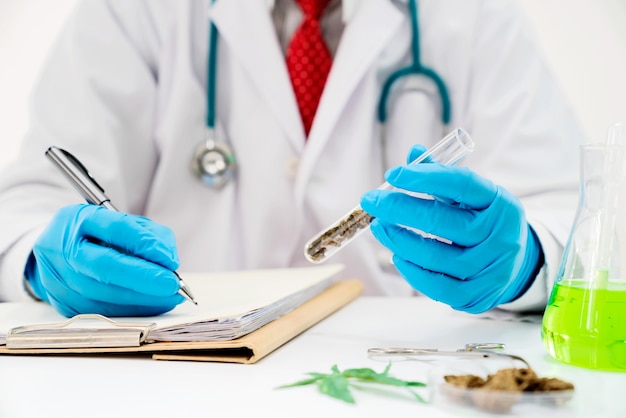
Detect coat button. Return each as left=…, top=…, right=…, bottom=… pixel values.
left=285, top=157, right=300, bottom=179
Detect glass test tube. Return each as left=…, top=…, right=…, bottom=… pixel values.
left=304, top=127, right=475, bottom=264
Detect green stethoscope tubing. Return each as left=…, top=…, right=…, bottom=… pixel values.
left=377, top=0, right=451, bottom=126
left=191, top=0, right=235, bottom=188
left=198, top=0, right=451, bottom=186
left=206, top=12, right=218, bottom=130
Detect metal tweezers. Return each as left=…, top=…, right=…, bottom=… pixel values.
left=367, top=343, right=531, bottom=368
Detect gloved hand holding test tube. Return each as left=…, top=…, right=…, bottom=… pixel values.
left=304, top=128, right=475, bottom=264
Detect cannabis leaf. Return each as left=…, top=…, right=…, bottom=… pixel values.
left=276, top=363, right=426, bottom=404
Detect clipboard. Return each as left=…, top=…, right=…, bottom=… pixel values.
left=0, top=279, right=362, bottom=364
left=6, top=314, right=156, bottom=349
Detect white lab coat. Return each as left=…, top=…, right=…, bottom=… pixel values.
left=0, top=0, right=585, bottom=310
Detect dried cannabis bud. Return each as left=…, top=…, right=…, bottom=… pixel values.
left=443, top=368, right=574, bottom=413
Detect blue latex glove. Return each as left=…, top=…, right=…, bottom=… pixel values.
left=360, top=148, right=543, bottom=314
left=25, top=204, right=184, bottom=317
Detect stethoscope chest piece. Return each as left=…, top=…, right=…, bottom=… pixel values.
left=191, top=128, right=236, bottom=188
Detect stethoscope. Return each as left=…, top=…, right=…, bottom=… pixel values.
left=191, top=5, right=235, bottom=188
left=191, top=0, right=451, bottom=188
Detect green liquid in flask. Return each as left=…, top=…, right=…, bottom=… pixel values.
left=542, top=279, right=626, bottom=371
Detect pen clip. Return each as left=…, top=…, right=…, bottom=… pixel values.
left=45, top=146, right=117, bottom=210
left=52, top=147, right=106, bottom=194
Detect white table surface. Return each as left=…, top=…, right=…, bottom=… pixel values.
left=0, top=296, right=623, bottom=418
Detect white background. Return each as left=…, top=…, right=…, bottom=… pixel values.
left=0, top=0, right=625, bottom=168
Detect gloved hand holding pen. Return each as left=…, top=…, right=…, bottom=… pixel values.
left=25, top=204, right=185, bottom=317
left=360, top=146, right=543, bottom=314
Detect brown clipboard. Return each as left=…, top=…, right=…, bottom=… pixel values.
left=0, top=279, right=363, bottom=364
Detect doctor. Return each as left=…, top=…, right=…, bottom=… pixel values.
left=0, top=0, right=585, bottom=317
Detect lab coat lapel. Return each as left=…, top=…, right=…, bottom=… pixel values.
left=209, top=0, right=305, bottom=150
left=297, top=0, right=404, bottom=191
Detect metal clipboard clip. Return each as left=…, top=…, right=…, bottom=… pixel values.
left=6, top=314, right=157, bottom=349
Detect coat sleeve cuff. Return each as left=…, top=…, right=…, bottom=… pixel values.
left=498, top=220, right=562, bottom=312
left=0, top=228, right=45, bottom=302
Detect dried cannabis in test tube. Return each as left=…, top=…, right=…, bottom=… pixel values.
left=304, top=128, right=475, bottom=264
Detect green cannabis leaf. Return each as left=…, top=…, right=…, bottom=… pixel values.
left=277, top=363, right=426, bottom=404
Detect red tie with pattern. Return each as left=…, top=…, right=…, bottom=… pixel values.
left=286, top=0, right=332, bottom=137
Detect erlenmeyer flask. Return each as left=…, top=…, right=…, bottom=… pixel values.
left=542, top=123, right=626, bottom=371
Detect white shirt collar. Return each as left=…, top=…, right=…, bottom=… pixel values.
left=264, top=0, right=361, bottom=22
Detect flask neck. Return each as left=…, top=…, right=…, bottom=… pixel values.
left=558, top=144, right=626, bottom=286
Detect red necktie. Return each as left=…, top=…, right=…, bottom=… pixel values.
left=286, top=0, right=332, bottom=137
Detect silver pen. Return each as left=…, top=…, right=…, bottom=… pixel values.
left=45, top=146, right=198, bottom=305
